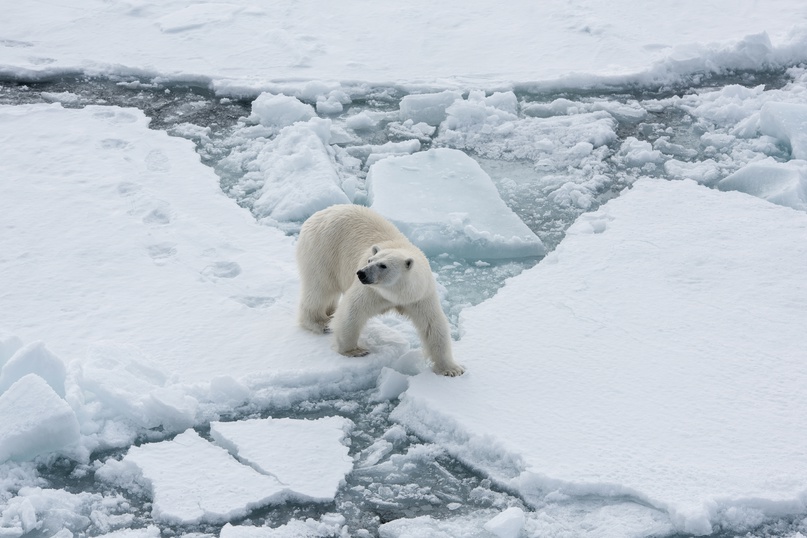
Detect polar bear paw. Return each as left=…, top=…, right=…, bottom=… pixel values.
left=435, top=363, right=466, bottom=377
left=300, top=316, right=332, bottom=334
left=341, top=347, right=370, bottom=357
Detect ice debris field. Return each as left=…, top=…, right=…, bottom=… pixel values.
left=2, top=1, right=807, bottom=537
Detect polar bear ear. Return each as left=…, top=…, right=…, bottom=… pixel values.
left=371, top=245, right=380, bottom=255
left=405, top=258, right=413, bottom=270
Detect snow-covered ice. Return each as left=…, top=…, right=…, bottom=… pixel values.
left=2, top=0, right=807, bottom=91
left=393, top=178, right=807, bottom=535
left=368, top=148, right=545, bottom=258
left=209, top=417, right=354, bottom=501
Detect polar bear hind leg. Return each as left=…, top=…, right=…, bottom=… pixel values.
left=298, top=278, right=340, bottom=334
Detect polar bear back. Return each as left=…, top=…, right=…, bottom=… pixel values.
left=297, top=204, right=413, bottom=293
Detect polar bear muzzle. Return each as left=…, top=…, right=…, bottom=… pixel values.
left=357, top=263, right=386, bottom=285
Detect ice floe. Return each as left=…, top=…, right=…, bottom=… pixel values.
left=394, top=178, right=807, bottom=535
left=107, top=429, right=284, bottom=524
left=105, top=417, right=353, bottom=525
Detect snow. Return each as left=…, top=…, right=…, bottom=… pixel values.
left=0, top=375, right=80, bottom=463
left=368, top=148, right=545, bottom=258
left=112, top=429, right=285, bottom=525
left=209, top=417, right=354, bottom=501
left=393, top=178, right=807, bottom=535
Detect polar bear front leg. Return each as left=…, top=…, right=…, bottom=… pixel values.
left=331, top=285, right=384, bottom=357
left=404, top=298, right=465, bottom=377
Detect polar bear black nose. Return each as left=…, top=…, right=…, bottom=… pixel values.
left=357, top=269, right=369, bottom=284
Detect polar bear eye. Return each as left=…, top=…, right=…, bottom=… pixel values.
left=379, top=263, right=387, bottom=269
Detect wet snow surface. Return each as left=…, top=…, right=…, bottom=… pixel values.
left=1, top=67, right=807, bottom=538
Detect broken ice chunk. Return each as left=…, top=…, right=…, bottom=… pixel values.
left=718, top=157, right=807, bottom=211
left=0, top=374, right=80, bottom=463
left=367, top=148, right=545, bottom=259
left=0, top=341, right=67, bottom=397
left=483, top=507, right=526, bottom=538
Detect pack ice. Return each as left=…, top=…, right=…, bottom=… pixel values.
left=393, top=178, right=807, bottom=535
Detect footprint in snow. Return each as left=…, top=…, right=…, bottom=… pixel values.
left=201, top=261, right=241, bottom=279
left=147, top=243, right=177, bottom=265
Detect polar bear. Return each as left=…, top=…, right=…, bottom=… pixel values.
left=296, top=204, right=465, bottom=377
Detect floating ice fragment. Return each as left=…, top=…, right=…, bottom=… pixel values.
left=95, top=527, right=161, bottom=538
left=399, top=91, right=461, bottom=125
left=719, top=157, right=807, bottom=211
left=252, top=118, right=350, bottom=222
left=249, top=93, right=316, bottom=128
left=220, top=513, right=346, bottom=537
left=371, top=367, right=409, bottom=402
left=316, top=95, right=343, bottom=115
left=345, top=111, right=378, bottom=131
left=210, top=416, right=353, bottom=501
left=483, top=507, right=526, bottom=538
left=663, top=158, right=722, bottom=185
left=368, top=148, right=544, bottom=259
left=120, top=429, right=284, bottom=524
left=0, top=374, right=80, bottom=463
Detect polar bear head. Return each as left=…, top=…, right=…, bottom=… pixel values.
left=357, top=245, right=413, bottom=288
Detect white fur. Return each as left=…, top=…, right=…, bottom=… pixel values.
left=296, top=205, right=465, bottom=376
